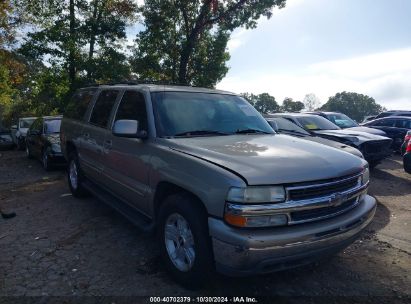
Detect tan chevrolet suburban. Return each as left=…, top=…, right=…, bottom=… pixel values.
left=60, top=83, right=376, bottom=287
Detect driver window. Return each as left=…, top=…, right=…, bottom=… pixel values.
left=115, top=91, right=148, bottom=131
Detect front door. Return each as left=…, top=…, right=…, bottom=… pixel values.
left=100, top=90, right=151, bottom=215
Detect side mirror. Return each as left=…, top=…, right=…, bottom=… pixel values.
left=113, top=120, right=147, bottom=139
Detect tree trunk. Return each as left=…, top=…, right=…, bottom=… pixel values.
left=87, top=0, right=100, bottom=80
left=177, top=0, right=212, bottom=84
left=68, top=0, right=76, bottom=89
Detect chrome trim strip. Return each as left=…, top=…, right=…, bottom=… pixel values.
left=285, top=172, right=362, bottom=191
left=226, top=182, right=369, bottom=216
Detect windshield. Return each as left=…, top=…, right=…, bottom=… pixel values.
left=267, top=117, right=310, bottom=135
left=19, top=118, right=36, bottom=128
left=44, top=119, right=61, bottom=134
left=326, top=113, right=358, bottom=128
left=295, top=115, right=341, bottom=131
left=151, top=92, right=274, bottom=137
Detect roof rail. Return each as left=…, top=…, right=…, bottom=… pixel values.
left=81, top=79, right=196, bottom=88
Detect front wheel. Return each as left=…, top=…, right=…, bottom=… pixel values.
left=26, top=144, right=33, bottom=159
left=42, top=148, right=52, bottom=171
left=67, top=151, right=88, bottom=197
left=158, top=193, right=214, bottom=289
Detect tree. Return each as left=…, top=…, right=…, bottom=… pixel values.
left=242, top=93, right=279, bottom=114
left=281, top=97, right=304, bottom=112
left=320, top=91, right=385, bottom=122
left=303, top=93, right=321, bottom=111
left=19, top=0, right=137, bottom=88
left=131, top=0, right=287, bottom=86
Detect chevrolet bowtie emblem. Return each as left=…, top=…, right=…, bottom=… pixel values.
left=329, top=193, right=345, bottom=206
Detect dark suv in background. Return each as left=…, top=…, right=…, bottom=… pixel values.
left=26, top=116, right=65, bottom=170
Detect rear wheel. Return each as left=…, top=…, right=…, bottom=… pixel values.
left=67, top=151, right=88, bottom=197
left=158, top=193, right=214, bottom=289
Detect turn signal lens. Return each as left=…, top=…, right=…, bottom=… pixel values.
left=224, top=213, right=288, bottom=228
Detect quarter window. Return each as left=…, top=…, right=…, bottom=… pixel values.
left=65, top=89, right=96, bottom=120
left=114, top=91, right=148, bottom=131
left=89, top=90, right=119, bottom=128
left=372, top=119, right=395, bottom=127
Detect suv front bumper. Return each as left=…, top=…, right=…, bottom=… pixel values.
left=209, top=194, right=376, bottom=276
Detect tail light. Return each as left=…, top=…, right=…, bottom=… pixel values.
left=406, top=140, right=411, bottom=153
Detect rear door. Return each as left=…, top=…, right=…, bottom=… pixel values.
left=99, top=90, right=151, bottom=214
left=79, top=89, right=120, bottom=184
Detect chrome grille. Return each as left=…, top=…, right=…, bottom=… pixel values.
left=290, top=198, right=359, bottom=223
left=287, top=173, right=361, bottom=201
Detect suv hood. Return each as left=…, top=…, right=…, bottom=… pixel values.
left=167, top=134, right=365, bottom=185
left=313, top=129, right=389, bottom=145
left=304, top=136, right=364, bottom=159
left=345, top=126, right=387, bottom=136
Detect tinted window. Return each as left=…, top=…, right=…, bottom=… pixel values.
left=395, top=119, right=411, bottom=129
left=372, top=119, right=395, bottom=127
left=89, top=90, right=119, bottom=128
left=268, top=117, right=310, bottom=135
left=294, top=115, right=340, bottom=131
left=20, top=118, right=36, bottom=128
left=114, top=91, right=148, bottom=131
left=30, top=119, right=43, bottom=133
left=65, top=89, right=97, bottom=120
left=399, top=113, right=411, bottom=117
left=44, top=119, right=62, bottom=134
left=325, top=113, right=358, bottom=128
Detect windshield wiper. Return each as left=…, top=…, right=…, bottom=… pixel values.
left=235, top=128, right=271, bottom=134
left=173, top=130, right=230, bottom=137
left=277, top=129, right=307, bottom=136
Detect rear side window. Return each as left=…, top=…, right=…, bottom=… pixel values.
left=65, top=89, right=96, bottom=120
left=114, top=91, right=148, bottom=131
left=89, top=90, right=119, bottom=128
left=395, top=119, right=411, bottom=129
left=372, top=119, right=395, bottom=127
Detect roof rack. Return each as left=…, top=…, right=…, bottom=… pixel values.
left=82, top=79, right=196, bottom=88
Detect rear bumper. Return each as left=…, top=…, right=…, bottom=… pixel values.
left=209, top=195, right=376, bottom=276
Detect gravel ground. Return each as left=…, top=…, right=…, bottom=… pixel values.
left=0, top=150, right=410, bottom=303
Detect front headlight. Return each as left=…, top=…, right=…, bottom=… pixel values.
left=227, top=186, right=285, bottom=203
left=362, top=167, right=370, bottom=185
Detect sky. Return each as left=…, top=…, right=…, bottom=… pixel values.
left=214, top=0, right=411, bottom=109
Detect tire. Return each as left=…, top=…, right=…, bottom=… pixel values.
left=369, top=161, right=379, bottom=169
left=16, top=138, right=24, bottom=150
left=26, top=144, right=33, bottom=159
left=67, top=151, right=88, bottom=198
left=158, top=193, right=214, bottom=289
left=42, top=148, right=52, bottom=171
